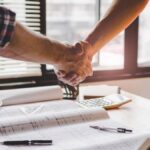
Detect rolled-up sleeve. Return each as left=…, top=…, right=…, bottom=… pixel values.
left=0, top=6, right=16, bottom=48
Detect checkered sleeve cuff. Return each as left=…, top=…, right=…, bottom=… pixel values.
left=0, top=6, right=16, bottom=48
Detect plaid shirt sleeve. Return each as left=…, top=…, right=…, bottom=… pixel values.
left=0, top=6, right=16, bottom=48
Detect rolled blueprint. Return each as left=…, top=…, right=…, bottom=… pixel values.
left=0, top=86, right=63, bottom=106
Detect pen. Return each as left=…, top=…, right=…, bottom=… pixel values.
left=0, top=140, right=53, bottom=146
left=90, top=126, right=132, bottom=133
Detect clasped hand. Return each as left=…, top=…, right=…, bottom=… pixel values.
left=54, top=41, right=93, bottom=86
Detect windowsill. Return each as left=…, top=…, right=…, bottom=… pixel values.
left=93, top=65, right=123, bottom=71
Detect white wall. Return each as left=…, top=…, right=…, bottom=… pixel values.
left=82, top=77, right=150, bottom=99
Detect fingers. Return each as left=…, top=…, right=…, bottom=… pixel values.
left=71, top=42, right=84, bottom=56
left=54, top=41, right=93, bottom=86
left=56, top=66, right=93, bottom=86
left=56, top=70, right=66, bottom=78
left=56, top=71, right=79, bottom=86
left=56, top=61, right=93, bottom=86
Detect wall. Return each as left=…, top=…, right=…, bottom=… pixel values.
left=82, top=77, right=150, bottom=99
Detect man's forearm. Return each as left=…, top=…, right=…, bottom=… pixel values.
left=0, top=22, right=69, bottom=65
left=85, top=0, right=148, bottom=56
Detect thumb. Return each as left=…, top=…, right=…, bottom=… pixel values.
left=72, top=42, right=84, bottom=56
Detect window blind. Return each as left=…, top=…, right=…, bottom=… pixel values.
left=0, top=0, right=42, bottom=79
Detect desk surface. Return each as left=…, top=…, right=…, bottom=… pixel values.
left=79, top=85, right=150, bottom=130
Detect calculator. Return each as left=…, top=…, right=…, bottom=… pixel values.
left=77, top=94, right=132, bottom=110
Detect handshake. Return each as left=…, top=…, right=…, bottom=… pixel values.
left=0, top=21, right=94, bottom=86
left=53, top=41, right=93, bottom=86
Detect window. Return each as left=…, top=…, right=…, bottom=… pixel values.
left=96, top=0, right=124, bottom=70
left=46, top=0, right=98, bottom=69
left=46, top=0, right=97, bottom=43
left=0, top=0, right=42, bottom=79
left=0, top=0, right=52, bottom=88
left=0, top=0, right=150, bottom=88
left=138, top=2, right=150, bottom=67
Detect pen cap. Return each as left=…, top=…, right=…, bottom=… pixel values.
left=31, top=140, right=52, bottom=145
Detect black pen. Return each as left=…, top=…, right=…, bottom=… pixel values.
left=0, top=140, right=53, bottom=146
left=90, top=126, right=132, bottom=133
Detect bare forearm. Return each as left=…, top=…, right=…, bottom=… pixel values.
left=85, top=0, right=148, bottom=56
left=0, top=22, right=68, bottom=65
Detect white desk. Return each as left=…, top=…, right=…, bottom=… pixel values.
left=79, top=85, right=150, bottom=130
left=0, top=85, right=150, bottom=150
left=108, top=91, right=150, bottom=130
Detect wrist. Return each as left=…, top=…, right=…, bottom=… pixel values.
left=53, top=42, right=74, bottom=71
left=45, top=38, right=70, bottom=65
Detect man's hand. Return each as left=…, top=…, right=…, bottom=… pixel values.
left=54, top=41, right=93, bottom=86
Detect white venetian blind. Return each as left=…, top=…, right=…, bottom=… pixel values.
left=0, top=0, right=42, bottom=79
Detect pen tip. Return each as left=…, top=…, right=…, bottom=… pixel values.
left=90, top=126, right=98, bottom=129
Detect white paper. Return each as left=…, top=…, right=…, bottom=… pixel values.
left=0, top=100, right=149, bottom=150
left=0, top=86, right=63, bottom=106
left=0, top=119, right=149, bottom=150
left=0, top=100, right=80, bottom=119
left=0, top=107, right=109, bottom=135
